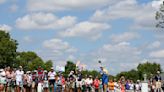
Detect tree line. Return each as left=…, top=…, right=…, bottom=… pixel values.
left=0, top=30, right=53, bottom=71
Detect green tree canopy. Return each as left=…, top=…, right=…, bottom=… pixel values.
left=45, top=60, right=53, bottom=71
left=64, top=61, right=76, bottom=77
left=116, top=62, right=162, bottom=81
left=0, top=30, right=18, bottom=68
left=16, top=51, right=53, bottom=71
left=137, top=62, right=161, bottom=79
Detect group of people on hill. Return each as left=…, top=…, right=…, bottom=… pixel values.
left=0, top=65, right=163, bottom=92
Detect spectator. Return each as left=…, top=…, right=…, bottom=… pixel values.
left=43, top=70, right=49, bottom=92
left=86, top=75, right=93, bottom=92
left=48, top=67, right=56, bottom=91
left=0, top=69, right=6, bottom=91
left=32, top=70, right=38, bottom=92
left=93, top=76, right=100, bottom=92
left=15, top=66, right=24, bottom=92
left=155, top=71, right=162, bottom=92
left=108, top=79, right=114, bottom=92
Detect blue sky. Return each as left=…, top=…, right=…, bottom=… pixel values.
left=0, top=0, right=164, bottom=75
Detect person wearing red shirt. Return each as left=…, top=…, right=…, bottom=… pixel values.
left=37, top=66, right=44, bottom=82
left=93, top=76, right=100, bottom=92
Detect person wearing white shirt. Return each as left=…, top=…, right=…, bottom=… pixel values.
left=15, top=66, right=24, bottom=92
left=48, top=67, right=56, bottom=91
left=0, top=69, right=6, bottom=91
left=85, top=75, right=93, bottom=92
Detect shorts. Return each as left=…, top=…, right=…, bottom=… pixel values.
left=32, top=82, right=36, bottom=88
left=156, top=81, right=161, bottom=89
left=49, top=79, right=55, bottom=86
left=16, top=81, right=23, bottom=87
left=7, top=79, right=13, bottom=86
left=76, top=81, right=82, bottom=88
left=43, top=80, right=49, bottom=88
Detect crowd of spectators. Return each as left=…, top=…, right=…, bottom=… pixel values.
left=0, top=66, right=163, bottom=92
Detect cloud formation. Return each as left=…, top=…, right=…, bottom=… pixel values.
left=0, top=24, right=12, bottom=32
left=91, top=0, right=158, bottom=29
left=27, top=0, right=121, bottom=12
left=110, top=32, right=140, bottom=43
left=60, top=21, right=110, bottom=40
left=150, top=50, right=164, bottom=58
left=43, top=38, right=77, bottom=56
left=16, top=12, right=77, bottom=30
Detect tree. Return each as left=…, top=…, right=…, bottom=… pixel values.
left=45, top=60, right=53, bottom=71
left=137, top=62, right=162, bottom=80
left=16, top=51, right=53, bottom=71
left=115, top=62, right=162, bottom=81
left=116, top=69, right=139, bottom=82
left=156, top=1, right=164, bottom=28
left=0, top=30, right=18, bottom=68
left=64, top=61, right=76, bottom=77
left=28, top=57, right=45, bottom=71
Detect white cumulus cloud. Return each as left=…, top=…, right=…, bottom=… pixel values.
left=152, top=0, right=164, bottom=10
left=60, top=21, right=110, bottom=40
left=150, top=49, right=164, bottom=58
left=0, top=24, right=12, bottom=32
left=27, top=0, right=121, bottom=12
left=91, top=0, right=157, bottom=29
left=110, top=32, right=140, bottom=43
left=148, top=41, right=161, bottom=49
left=43, top=38, right=77, bottom=56
left=16, top=12, right=77, bottom=30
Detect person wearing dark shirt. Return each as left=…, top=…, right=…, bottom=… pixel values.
left=154, top=71, right=162, bottom=92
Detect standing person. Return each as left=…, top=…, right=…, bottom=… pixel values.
left=48, top=67, right=56, bottom=92
left=100, top=67, right=109, bottom=92
left=0, top=69, right=6, bottom=92
left=32, top=70, right=38, bottom=92
left=6, top=67, right=14, bottom=92
left=43, top=70, right=49, bottom=92
left=65, top=78, right=71, bottom=92
left=129, top=80, right=134, bottom=92
left=11, top=68, right=16, bottom=92
left=113, top=79, right=120, bottom=92
left=26, top=71, right=32, bottom=92
left=93, top=76, right=100, bottom=92
left=120, top=76, right=125, bottom=92
left=37, top=66, right=44, bottom=82
left=86, top=75, right=93, bottom=92
left=135, top=80, right=141, bottom=92
left=108, top=79, right=114, bottom=92
left=81, top=76, right=87, bottom=92
left=99, top=79, right=104, bottom=92
left=23, top=71, right=29, bottom=92
left=125, top=80, right=130, bottom=92
left=15, top=66, right=24, bottom=92
left=154, top=71, right=162, bottom=92
left=77, top=71, right=82, bottom=92
left=61, top=75, right=65, bottom=92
